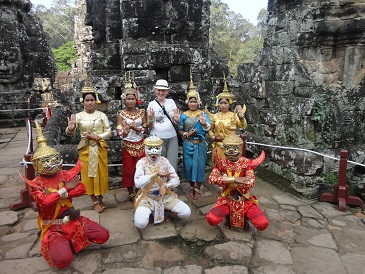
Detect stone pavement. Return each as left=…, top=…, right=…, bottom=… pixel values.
left=0, top=126, right=365, bottom=274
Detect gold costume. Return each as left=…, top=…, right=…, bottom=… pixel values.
left=208, top=111, right=247, bottom=163
left=207, top=72, right=248, bottom=163
left=70, top=110, right=112, bottom=196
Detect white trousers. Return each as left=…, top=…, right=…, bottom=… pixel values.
left=134, top=201, right=191, bottom=230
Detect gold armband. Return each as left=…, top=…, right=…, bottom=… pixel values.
left=66, top=127, right=74, bottom=136
left=226, top=177, right=235, bottom=184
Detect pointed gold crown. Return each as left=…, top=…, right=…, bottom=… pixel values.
left=144, top=135, right=163, bottom=147
left=31, top=121, right=59, bottom=161
left=186, top=68, right=200, bottom=104
left=216, top=71, right=233, bottom=105
left=81, top=77, right=101, bottom=103
left=121, top=72, right=137, bottom=99
left=81, top=77, right=95, bottom=94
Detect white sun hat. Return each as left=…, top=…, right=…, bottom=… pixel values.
left=153, top=79, right=170, bottom=90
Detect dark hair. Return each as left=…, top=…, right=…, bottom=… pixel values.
left=218, top=97, right=230, bottom=103
left=82, top=92, right=96, bottom=100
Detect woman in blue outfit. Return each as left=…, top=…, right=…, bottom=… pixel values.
left=178, top=75, right=211, bottom=200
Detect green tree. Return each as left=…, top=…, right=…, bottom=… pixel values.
left=31, top=0, right=77, bottom=49
left=52, top=41, right=78, bottom=71
left=210, top=0, right=267, bottom=76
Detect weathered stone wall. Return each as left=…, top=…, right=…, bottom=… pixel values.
left=237, top=0, right=365, bottom=196
left=58, top=0, right=227, bottom=151
left=70, top=0, right=219, bottom=115
left=0, top=0, right=56, bottom=126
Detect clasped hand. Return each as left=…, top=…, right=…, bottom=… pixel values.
left=65, top=175, right=80, bottom=190
left=234, top=176, right=250, bottom=184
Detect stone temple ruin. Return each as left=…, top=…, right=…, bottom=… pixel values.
left=237, top=0, right=365, bottom=196
left=0, top=0, right=56, bottom=126
left=1, top=0, right=365, bottom=198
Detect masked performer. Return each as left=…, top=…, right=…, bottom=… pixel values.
left=66, top=83, right=112, bottom=212
left=178, top=72, right=211, bottom=199
left=117, top=75, right=146, bottom=200
left=20, top=121, right=109, bottom=269
left=205, top=131, right=269, bottom=231
left=133, top=135, right=191, bottom=229
left=207, top=73, right=247, bottom=165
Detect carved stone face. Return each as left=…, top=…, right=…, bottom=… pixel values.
left=0, top=12, right=24, bottom=84
left=0, top=46, right=23, bottom=83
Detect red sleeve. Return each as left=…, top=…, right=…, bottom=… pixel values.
left=209, top=166, right=226, bottom=186
left=30, top=186, right=62, bottom=207
left=65, top=159, right=82, bottom=181
left=67, top=182, right=86, bottom=197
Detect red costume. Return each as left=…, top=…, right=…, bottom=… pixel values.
left=206, top=152, right=269, bottom=231
left=22, top=159, right=109, bottom=268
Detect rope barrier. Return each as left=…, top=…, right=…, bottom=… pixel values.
left=0, top=107, right=46, bottom=112
left=20, top=142, right=365, bottom=168
left=246, top=141, right=365, bottom=168
left=20, top=161, right=123, bottom=167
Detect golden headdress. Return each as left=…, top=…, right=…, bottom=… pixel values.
left=31, top=121, right=62, bottom=175
left=186, top=68, right=201, bottom=104
left=81, top=77, right=101, bottom=104
left=222, top=111, right=242, bottom=146
left=144, top=135, right=163, bottom=147
left=121, top=73, right=137, bottom=100
left=31, top=121, right=59, bottom=161
left=216, top=71, right=233, bottom=105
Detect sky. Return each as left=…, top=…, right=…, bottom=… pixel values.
left=221, top=0, right=268, bottom=24
left=30, top=0, right=268, bottom=25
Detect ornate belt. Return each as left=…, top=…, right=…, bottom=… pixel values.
left=187, top=138, right=202, bottom=144
left=42, top=216, right=70, bottom=226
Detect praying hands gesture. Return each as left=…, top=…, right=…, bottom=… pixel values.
left=120, top=120, right=130, bottom=136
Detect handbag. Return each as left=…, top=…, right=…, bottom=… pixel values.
left=154, top=100, right=183, bottom=146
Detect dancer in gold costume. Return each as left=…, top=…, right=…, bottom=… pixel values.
left=66, top=82, right=112, bottom=213
left=207, top=73, right=247, bottom=164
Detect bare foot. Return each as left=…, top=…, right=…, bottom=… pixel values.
left=93, top=203, right=104, bottom=213
left=193, top=191, right=202, bottom=200
left=128, top=192, right=136, bottom=201
left=186, top=188, right=194, bottom=199
left=100, top=201, right=107, bottom=209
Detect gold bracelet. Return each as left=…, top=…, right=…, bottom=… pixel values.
left=183, top=132, right=189, bottom=139
left=66, top=128, right=74, bottom=136
left=117, top=124, right=122, bottom=130
left=226, top=177, right=235, bottom=184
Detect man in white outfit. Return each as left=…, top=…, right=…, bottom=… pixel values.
left=133, top=135, right=191, bottom=229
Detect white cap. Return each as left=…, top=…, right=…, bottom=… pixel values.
left=153, top=79, right=169, bottom=90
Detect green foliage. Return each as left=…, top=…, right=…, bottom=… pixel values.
left=312, top=95, right=327, bottom=123
left=52, top=41, right=78, bottom=71
left=210, top=0, right=267, bottom=76
left=324, top=172, right=338, bottom=185
left=31, top=0, right=77, bottom=49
